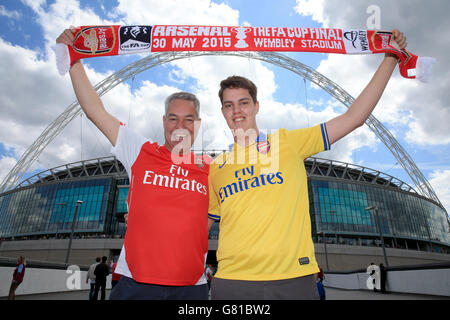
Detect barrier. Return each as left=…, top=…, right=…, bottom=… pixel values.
left=0, top=257, right=111, bottom=298
left=324, top=262, right=450, bottom=297
left=2, top=257, right=449, bottom=298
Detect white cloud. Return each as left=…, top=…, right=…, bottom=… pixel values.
left=111, top=0, right=239, bottom=25
left=315, top=52, right=418, bottom=127
left=407, top=115, right=450, bottom=146
left=429, top=170, right=450, bottom=216
left=167, top=54, right=278, bottom=148
left=294, top=0, right=450, bottom=147
left=294, top=0, right=327, bottom=26
left=0, top=0, right=245, bottom=175
left=0, top=156, right=17, bottom=183
left=0, top=5, right=22, bottom=19
left=292, top=0, right=450, bottom=216
left=0, top=1, right=119, bottom=178
left=1, top=0, right=447, bottom=203
left=38, top=0, right=117, bottom=44
left=20, top=0, right=46, bottom=13
left=0, top=0, right=385, bottom=178
left=0, top=36, right=72, bottom=156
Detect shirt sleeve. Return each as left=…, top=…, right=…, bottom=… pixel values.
left=285, top=123, right=331, bottom=158
left=207, top=171, right=220, bottom=221
left=110, top=124, right=149, bottom=178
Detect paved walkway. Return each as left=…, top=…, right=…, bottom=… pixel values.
left=325, top=287, right=448, bottom=300
left=3, top=287, right=448, bottom=300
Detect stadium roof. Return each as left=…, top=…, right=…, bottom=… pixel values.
left=13, top=155, right=417, bottom=195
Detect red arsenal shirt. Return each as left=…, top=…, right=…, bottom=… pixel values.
left=111, top=125, right=210, bottom=286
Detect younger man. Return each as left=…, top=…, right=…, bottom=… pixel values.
left=208, top=30, right=406, bottom=299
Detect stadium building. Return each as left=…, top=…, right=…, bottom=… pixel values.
left=0, top=155, right=449, bottom=271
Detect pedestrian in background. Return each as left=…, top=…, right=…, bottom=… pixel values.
left=316, top=269, right=326, bottom=300
left=86, top=256, right=101, bottom=300
left=8, top=256, right=26, bottom=300
left=93, top=256, right=110, bottom=300
left=111, top=260, right=121, bottom=289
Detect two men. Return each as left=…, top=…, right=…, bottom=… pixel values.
left=57, top=27, right=406, bottom=300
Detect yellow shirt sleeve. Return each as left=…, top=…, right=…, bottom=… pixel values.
left=285, top=123, right=330, bottom=158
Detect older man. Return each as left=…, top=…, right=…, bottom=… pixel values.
left=57, top=28, right=210, bottom=300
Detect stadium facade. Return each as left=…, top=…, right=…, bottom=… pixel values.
left=0, top=155, right=449, bottom=269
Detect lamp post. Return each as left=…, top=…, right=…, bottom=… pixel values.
left=320, top=231, right=330, bottom=271
left=321, top=209, right=337, bottom=272
left=365, top=206, right=389, bottom=267
left=65, top=200, right=83, bottom=265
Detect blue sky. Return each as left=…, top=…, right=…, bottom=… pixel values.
left=0, top=0, right=449, bottom=214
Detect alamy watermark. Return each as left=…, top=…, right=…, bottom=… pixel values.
left=367, top=5, right=381, bottom=30
left=366, top=264, right=381, bottom=290
left=66, top=265, right=81, bottom=290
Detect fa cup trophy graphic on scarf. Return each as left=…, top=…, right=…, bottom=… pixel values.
left=232, top=27, right=252, bottom=48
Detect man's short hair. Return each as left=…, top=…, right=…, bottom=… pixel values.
left=218, top=76, right=258, bottom=104
left=165, top=92, right=200, bottom=118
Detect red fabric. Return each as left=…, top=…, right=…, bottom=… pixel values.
left=65, top=25, right=423, bottom=80
left=111, top=262, right=121, bottom=282
left=124, top=142, right=210, bottom=285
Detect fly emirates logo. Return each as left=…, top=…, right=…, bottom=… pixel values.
left=142, top=164, right=207, bottom=196
left=219, top=165, right=284, bottom=204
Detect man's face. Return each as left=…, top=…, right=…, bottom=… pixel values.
left=221, top=87, right=259, bottom=136
left=163, top=98, right=200, bottom=153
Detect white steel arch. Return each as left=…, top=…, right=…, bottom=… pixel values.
left=0, top=51, right=442, bottom=207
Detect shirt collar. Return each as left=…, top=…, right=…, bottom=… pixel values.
left=228, top=132, right=268, bottom=151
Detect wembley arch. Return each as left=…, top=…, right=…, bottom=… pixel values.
left=0, top=51, right=443, bottom=208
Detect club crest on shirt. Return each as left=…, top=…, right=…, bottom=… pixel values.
left=256, top=140, right=270, bottom=154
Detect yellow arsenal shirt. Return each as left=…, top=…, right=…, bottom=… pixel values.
left=208, top=124, right=330, bottom=281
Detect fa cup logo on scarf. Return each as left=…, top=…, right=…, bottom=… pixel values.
left=232, top=27, right=252, bottom=48
left=119, top=25, right=152, bottom=54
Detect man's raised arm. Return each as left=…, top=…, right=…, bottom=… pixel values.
left=57, top=28, right=121, bottom=146
left=325, top=29, right=407, bottom=145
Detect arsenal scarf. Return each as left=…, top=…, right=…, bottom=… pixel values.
left=53, top=25, right=435, bottom=82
